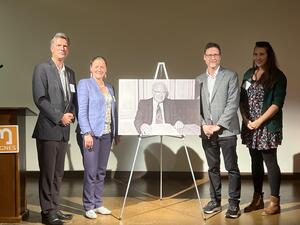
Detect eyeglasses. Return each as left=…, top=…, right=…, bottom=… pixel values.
left=205, top=54, right=220, bottom=58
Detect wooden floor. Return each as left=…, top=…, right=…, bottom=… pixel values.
left=6, top=174, right=300, bottom=225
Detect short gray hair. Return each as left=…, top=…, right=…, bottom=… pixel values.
left=50, top=32, right=70, bottom=46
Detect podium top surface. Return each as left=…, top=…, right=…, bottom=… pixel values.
left=0, top=107, right=37, bottom=116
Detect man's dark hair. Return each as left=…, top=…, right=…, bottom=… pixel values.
left=204, top=42, right=221, bottom=54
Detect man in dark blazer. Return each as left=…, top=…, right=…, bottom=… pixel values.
left=196, top=43, right=241, bottom=218
left=32, top=33, right=75, bottom=225
left=134, top=81, right=183, bottom=135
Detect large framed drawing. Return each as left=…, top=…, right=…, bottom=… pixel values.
left=118, top=79, right=200, bottom=135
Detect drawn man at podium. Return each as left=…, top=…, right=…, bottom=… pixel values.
left=134, top=81, right=183, bottom=135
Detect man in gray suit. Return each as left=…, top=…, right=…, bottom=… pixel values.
left=196, top=43, right=241, bottom=218
left=32, top=33, right=75, bottom=225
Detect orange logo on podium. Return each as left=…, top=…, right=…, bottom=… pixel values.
left=0, top=125, right=19, bottom=153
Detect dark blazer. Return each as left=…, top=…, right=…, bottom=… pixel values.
left=32, top=59, right=76, bottom=141
left=196, top=66, right=240, bottom=137
left=134, top=98, right=178, bottom=133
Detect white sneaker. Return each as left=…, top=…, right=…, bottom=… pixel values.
left=85, top=209, right=97, bottom=219
left=94, top=206, right=111, bottom=215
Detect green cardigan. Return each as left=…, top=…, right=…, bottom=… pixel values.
left=240, top=68, right=287, bottom=132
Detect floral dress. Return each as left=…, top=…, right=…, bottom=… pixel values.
left=241, top=79, right=282, bottom=150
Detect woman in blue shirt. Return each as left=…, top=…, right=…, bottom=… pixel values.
left=77, top=56, right=118, bottom=219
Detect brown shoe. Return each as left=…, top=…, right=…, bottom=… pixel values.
left=244, top=192, right=264, bottom=213
left=261, top=196, right=281, bottom=215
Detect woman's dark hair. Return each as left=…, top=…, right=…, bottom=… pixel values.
left=253, top=41, right=278, bottom=89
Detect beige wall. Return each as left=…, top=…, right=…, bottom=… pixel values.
left=0, top=0, right=299, bottom=172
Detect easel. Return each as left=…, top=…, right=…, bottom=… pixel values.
left=119, top=62, right=206, bottom=220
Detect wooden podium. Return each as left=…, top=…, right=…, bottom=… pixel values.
left=0, top=107, right=36, bottom=223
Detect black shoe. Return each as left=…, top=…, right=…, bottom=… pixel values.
left=203, top=200, right=221, bottom=214
left=41, top=213, right=64, bottom=225
left=225, top=204, right=241, bottom=218
left=57, top=210, right=73, bottom=220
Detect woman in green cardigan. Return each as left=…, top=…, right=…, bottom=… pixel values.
left=240, top=41, right=287, bottom=215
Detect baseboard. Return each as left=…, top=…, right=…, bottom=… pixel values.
left=26, top=171, right=300, bottom=180
left=111, top=171, right=205, bottom=179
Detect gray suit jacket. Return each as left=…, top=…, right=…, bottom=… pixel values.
left=196, top=66, right=240, bottom=137
left=32, top=59, right=76, bottom=141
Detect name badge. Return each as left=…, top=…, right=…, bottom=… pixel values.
left=69, top=84, right=76, bottom=93
left=242, top=80, right=251, bottom=90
